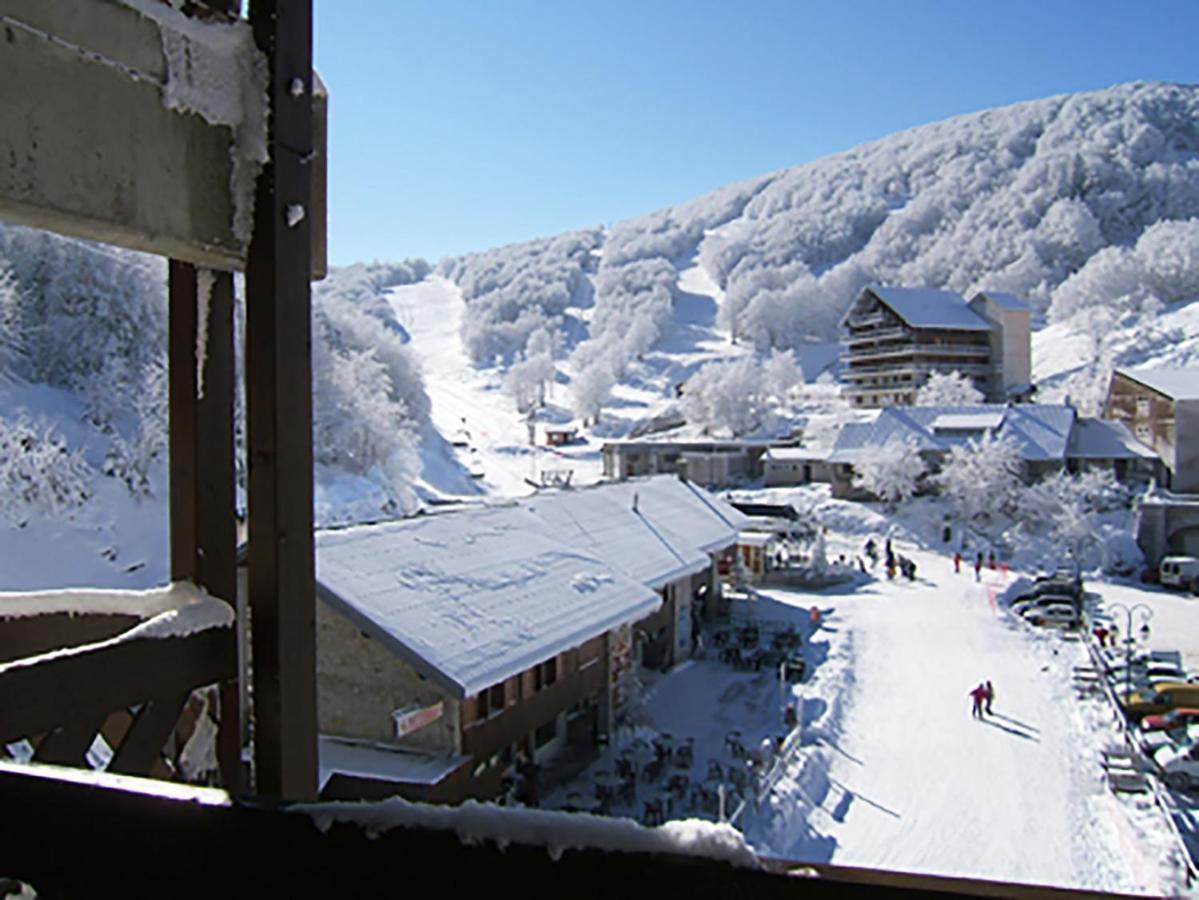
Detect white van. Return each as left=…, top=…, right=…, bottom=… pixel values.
left=1159, top=556, right=1199, bottom=589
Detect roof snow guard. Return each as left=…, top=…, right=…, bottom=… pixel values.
left=315, top=506, right=660, bottom=698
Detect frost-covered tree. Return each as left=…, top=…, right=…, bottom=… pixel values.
left=934, top=431, right=1024, bottom=522
left=763, top=349, right=805, bottom=407
left=504, top=352, right=555, bottom=413
left=680, top=357, right=772, bottom=436
left=914, top=370, right=985, bottom=406
left=571, top=361, right=615, bottom=426
left=851, top=438, right=927, bottom=508
left=0, top=267, right=24, bottom=380
left=1020, top=468, right=1131, bottom=562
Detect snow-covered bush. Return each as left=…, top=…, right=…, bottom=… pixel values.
left=850, top=438, right=927, bottom=508
left=934, top=431, right=1023, bottom=522
left=914, top=370, right=984, bottom=406
left=0, top=415, right=93, bottom=524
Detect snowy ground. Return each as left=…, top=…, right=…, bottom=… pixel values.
left=540, top=527, right=1194, bottom=895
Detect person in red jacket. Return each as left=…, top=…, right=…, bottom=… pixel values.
left=969, top=683, right=988, bottom=718
left=953, top=551, right=961, bottom=574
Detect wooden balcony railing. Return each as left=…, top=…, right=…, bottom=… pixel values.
left=0, top=610, right=236, bottom=776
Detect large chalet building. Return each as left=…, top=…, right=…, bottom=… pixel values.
left=840, top=286, right=1031, bottom=408
left=1105, top=366, right=1199, bottom=493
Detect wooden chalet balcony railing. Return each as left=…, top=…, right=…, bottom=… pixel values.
left=843, top=360, right=993, bottom=379
left=843, top=326, right=910, bottom=344
left=0, top=609, right=236, bottom=776
left=841, top=342, right=992, bottom=363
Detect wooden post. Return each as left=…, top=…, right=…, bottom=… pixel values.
left=245, top=0, right=317, bottom=801
left=168, top=261, right=240, bottom=791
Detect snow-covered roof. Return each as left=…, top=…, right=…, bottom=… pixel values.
left=520, top=485, right=709, bottom=590
left=1117, top=366, right=1199, bottom=401
left=318, top=736, right=469, bottom=792
left=973, top=291, right=1029, bottom=311
left=828, top=404, right=1077, bottom=463
left=930, top=412, right=1004, bottom=431
left=594, top=476, right=751, bottom=555
left=863, top=286, right=994, bottom=331
left=1068, top=418, right=1159, bottom=460
left=763, top=447, right=826, bottom=462
left=315, top=506, right=661, bottom=698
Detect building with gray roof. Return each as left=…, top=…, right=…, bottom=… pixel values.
left=840, top=286, right=1031, bottom=408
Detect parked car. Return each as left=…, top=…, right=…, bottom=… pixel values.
left=1154, top=741, right=1199, bottom=791
left=1021, top=603, right=1079, bottom=628
left=1017, top=580, right=1083, bottom=603
left=1106, top=662, right=1193, bottom=690
left=1141, top=722, right=1199, bottom=757
left=1159, top=556, right=1199, bottom=590
left=1012, top=594, right=1077, bottom=617
left=1121, top=683, right=1199, bottom=720
left=1141, top=708, right=1199, bottom=733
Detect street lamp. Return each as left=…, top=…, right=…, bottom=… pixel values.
left=1107, top=602, right=1153, bottom=735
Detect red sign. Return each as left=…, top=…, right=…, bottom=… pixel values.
left=393, top=701, right=444, bottom=738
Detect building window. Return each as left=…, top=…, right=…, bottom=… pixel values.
left=1136, top=425, right=1150, bottom=440
left=1136, top=396, right=1150, bottom=416
left=489, top=683, right=505, bottom=711
left=534, top=718, right=557, bottom=748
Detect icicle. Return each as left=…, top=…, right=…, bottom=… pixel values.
left=196, top=268, right=214, bottom=400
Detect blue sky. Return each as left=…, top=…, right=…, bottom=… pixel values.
left=314, top=0, right=1199, bottom=266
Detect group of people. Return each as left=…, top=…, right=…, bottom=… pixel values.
left=863, top=537, right=918, bottom=582
left=952, top=550, right=998, bottom=581
left=968, top=680, right=996, bottom=718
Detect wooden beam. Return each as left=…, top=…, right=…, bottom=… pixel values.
left=0, top=629, right=236, bottom=746
left=108, top=693, right=190, bottom=776
left=245, top=0, right=317, bottom=801
left=169, top=261, right=241, bottom=792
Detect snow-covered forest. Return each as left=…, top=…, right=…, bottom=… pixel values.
left=434, top=81, right=1199, bottom=424
left=2, top=80, right=1199, bottom=547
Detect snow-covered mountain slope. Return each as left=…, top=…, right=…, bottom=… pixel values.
left=417, top=80, right=1199, bottom=450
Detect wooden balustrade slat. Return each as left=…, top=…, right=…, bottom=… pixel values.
left=0, top=628, right=235, bottom=745
left=108, top=693, right=191, bottom=776
left=33, top=715, right=105, bottom=767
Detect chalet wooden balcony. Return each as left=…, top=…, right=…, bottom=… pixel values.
left=462, top=659, right=607, bottom=759
left=843, top=360, right=993, bottom=379
left=843, top=326, right=910, bottom=344
left=841, top=342, right=992, bottom=363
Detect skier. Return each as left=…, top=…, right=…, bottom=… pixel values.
left=984, top=680, right=995, bottom=715
left=974, top=552, right=983, bottom=582
left=969, top=683, right=988, bottom=718
left=988, top=550, right=997, bottom=570
left=784, top=704, right=797, bottom=729
left=953, top=551, right=961, bottom=574
left=1093, top=625, right=1109, bottom=648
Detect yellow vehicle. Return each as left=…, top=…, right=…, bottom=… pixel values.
left=1120, top=682, right=1199, bottom=719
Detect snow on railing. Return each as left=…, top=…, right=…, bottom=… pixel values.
left=297, top=796, right=759, bottom=867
